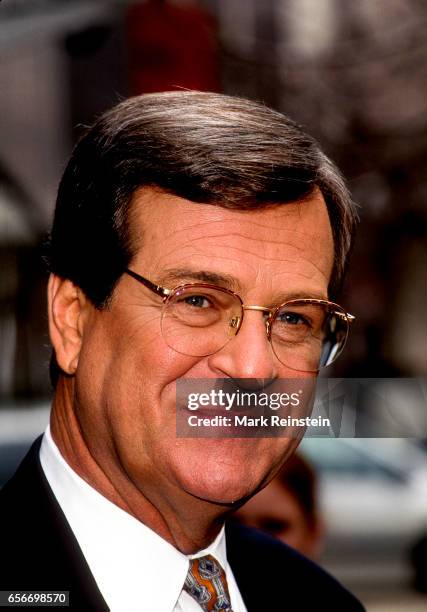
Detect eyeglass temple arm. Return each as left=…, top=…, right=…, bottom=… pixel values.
left=124, top=269, right=172, bottom=299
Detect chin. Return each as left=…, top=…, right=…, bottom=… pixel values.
left=172, top=437, right=300, bottom=505
left=175, top=445, right=272, bottom=505
left=184, top=477, right=257, bottom=506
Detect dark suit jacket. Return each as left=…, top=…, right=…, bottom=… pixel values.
left=0, top=438, right=365, bottom=611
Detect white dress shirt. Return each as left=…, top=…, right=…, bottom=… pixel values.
left=39, top=427, right=247, bottom=612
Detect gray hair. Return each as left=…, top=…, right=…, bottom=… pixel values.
left=48, top=91, right=357, bottom=306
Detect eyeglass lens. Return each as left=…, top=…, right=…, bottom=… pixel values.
left=161, top=285, right=349, bottom=371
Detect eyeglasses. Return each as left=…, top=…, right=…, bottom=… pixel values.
left=124, top=269, right=355, bottom=372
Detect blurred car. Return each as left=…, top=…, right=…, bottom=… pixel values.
left=300, top=437, right=427, bottom=591
left=300, top=438, right=427, bottom=538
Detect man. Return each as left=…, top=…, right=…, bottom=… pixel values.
left=0, top=92, right=363, bottom=611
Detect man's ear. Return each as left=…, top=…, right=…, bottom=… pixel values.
left=47, top=274, right=89, bottom=375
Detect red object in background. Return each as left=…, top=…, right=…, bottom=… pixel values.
left=126, top=0, right=221, bottom=94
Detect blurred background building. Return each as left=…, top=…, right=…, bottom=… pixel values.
left=0, top=1, right=426, bottom=609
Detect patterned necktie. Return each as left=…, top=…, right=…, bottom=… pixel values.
left=183, top=554, right=234, bottom=611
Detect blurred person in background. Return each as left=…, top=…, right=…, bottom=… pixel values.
left=236, top=453, right=325, bottom=560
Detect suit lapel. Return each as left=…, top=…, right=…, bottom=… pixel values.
left=0, top=437, right=109, bottom=611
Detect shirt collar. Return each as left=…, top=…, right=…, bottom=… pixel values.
left=40, top=426, right=227, bottom=612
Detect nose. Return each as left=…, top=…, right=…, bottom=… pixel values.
left=207, top=309, right=279, bottom=380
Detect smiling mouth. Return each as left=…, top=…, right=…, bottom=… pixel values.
left=178, top=406, right=235, bottom=419
left=178, top=403, right=255, bottom=417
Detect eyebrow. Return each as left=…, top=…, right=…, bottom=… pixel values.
left=274, top=290, right=329, bottom=302
left=158, top=267, right=328, bottom=303
left=159, top=268, right=243, bottom=291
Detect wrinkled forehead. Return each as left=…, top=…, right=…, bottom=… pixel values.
left=128, top=186, right=334, bottom=293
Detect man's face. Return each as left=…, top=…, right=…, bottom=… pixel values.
left=72, top=188, right=334, bottom=510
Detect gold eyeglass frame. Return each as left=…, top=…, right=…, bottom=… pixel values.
left=124, top=268, right=355, bottom=368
